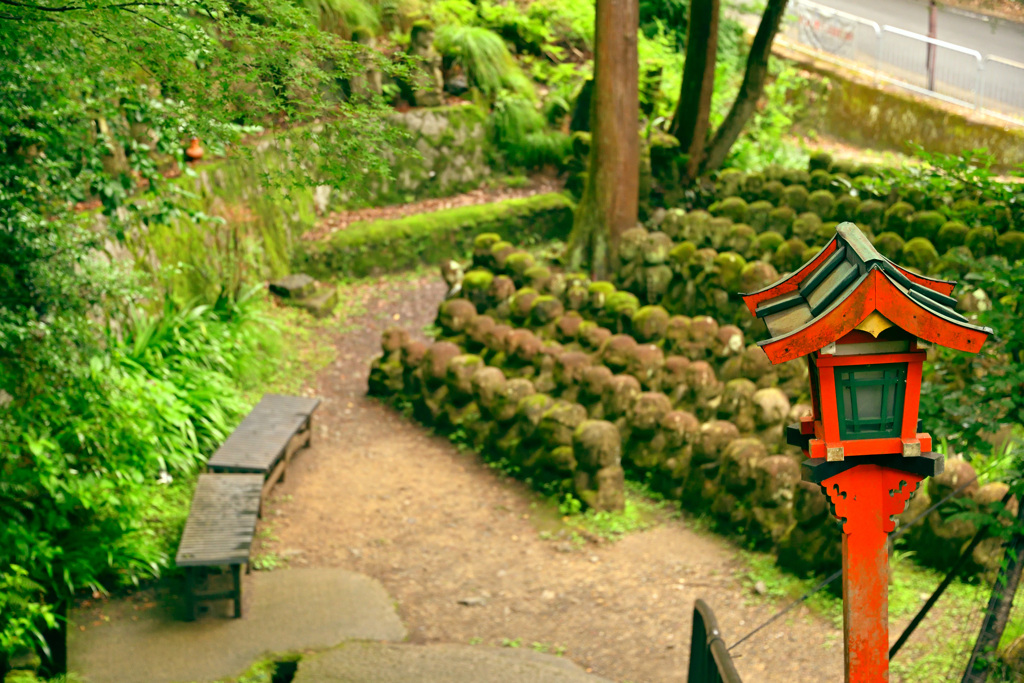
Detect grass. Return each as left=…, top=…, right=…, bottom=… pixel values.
left=732, top=543, right=1024, bottom=681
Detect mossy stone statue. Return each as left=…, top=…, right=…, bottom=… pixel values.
left=910, top=210, right=945, bottom=242
left=782, top=184, right=809, bottom=213
left=668, top=241, right=697, bottom=272
left=618, top=226, right=649, bottom=262
left=768, top=206, right=796, bottom=237
left=530, top=295, right=564, bottom=326
left=752, top=230, right=785, bottom=258
left=643, top=231, right=674, bottom=265
left=462, top=269, right=494, bottom=310
left=901, top=237, right=940, bottom=273
left=632, top=305, right=670, bottom=342
left=965, top=225, right=997, bottom=256
left=809, top=151, right=832, bottom=172
left=808, top=169, right=832, bottom=191
left=760, top=179, right=785, bottom=205
left=936, top=221, right=970, bottom=252
left=716, top=196, right=749, bottom=224
left=883, top=201, right=915, bottom=237
left=746, top=200, right=773, bottom=232
left=726, top=223, right=757, bottom=257
left=996, top=230, right=1024, bottom=261
left=772, top=238, right=808, bottom=273
left=872, top=231, right=905, bottom=261
left=806, top=189, right=835, bottom=220
left=855, top=199, right=886, bottom=232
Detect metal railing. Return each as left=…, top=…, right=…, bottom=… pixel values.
left=687, top=600, right=743, bottom=683
left=782, top=0, right=1024, bottom=125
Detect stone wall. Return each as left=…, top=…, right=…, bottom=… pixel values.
left=117, top=104, right=496, bottom=301
left=779, top=49, right=1024, bottom=171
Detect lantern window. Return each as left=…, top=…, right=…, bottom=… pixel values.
left=835, top=363, right=907, bottom=440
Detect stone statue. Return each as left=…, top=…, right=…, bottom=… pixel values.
left=406, top=21, right=444, bottom=107
left=349, top=27, right=383, bottom=99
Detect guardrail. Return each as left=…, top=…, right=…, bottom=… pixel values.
left=783, top=0, right=1023, bottom=125
left=687, top=600, right=743, bottom=683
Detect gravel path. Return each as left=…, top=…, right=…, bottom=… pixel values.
left=255, top=272, right=846, bottom=683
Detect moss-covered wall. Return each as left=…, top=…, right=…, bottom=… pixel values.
left=119, top=104, right=495, bottom=301
left=785, top=54, right=1024, bottom=170
left=295, top=193, right=575, bottom=280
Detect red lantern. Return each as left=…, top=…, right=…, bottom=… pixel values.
left=742, top=222, right=991, bottom=682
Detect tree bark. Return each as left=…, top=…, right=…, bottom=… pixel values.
left=669, top=0, right=719, bottom=184
left=567, top=0, right=639, bottom=280
left=962, top=498, right=1024, bottom=682
left=700, top=0, right=789, bottom=175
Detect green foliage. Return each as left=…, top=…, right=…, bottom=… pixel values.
left=0, top=289, right=279, bottom=666
left=304, top=0, right=382, bottom=38
left=723, top=66, right=811, bottom=172
left=490, top=95, right=570, bottom=169
left=434, top=24, right=532, bottom=95
left=640, top=0, right=689, bottom=49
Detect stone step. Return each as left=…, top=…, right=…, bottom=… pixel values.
left=293, top=641, right=615, bottom=683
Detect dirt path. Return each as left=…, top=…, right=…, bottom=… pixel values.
left=258, top=272, right=845, bottom=683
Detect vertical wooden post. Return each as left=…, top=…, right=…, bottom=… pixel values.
left=821, top=465, right=925, bottom=682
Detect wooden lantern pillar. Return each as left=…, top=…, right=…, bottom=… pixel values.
left=742, top=223, right=991, bottom=682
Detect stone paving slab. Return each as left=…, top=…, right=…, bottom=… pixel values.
left=68, top=568, right=406, bottom=683
left=294, top=641, right=616, bottom=683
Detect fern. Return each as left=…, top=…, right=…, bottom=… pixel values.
left=434, top=24, right=532, bottom=95
left=491, top=95, right=569, bottom=169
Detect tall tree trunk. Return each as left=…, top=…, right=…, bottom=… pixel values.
left=700, top=0, right=789, bottom=175
left=669, top=0, right=719, bottom=184
left=567, top=0, right=639, bottom=280
left=962, top=499, right=1024, bottom=682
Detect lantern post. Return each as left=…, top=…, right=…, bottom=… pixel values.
left=741, top=223, right=991, bottom=682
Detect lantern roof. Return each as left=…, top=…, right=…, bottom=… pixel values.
left=741, top=222, right=991, bottom=364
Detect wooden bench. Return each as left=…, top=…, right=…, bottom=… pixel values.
left=175, top=393, right=320, bottom=619
left=206, top=393, right=321, bottom=511
left=175, top=473, right=263, bottom=620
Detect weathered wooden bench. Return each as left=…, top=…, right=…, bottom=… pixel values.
left=206, top=393, right=321, bottom=511
left=175, top=473, right=263, bottom=620
left=175, top=393, right=320, bottom=619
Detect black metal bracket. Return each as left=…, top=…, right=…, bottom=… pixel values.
left=802, top=451, right=944, bottom=484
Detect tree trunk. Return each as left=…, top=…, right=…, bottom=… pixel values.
left=567, top=0, right=639, bottom=280
left=962, top=499, right=1024, bottom=682
left=669, top=0, right=719, bottom=184
left=700, top=0, right=789, bottom=175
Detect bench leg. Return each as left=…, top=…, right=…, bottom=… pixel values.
left=185, top=568, right=198, bottom=621
left=232, top=564, right=243, bottom=618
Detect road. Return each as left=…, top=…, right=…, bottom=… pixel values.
left=783, top=0, right=1024, bottom=116
left=813, top=0, right=1024, bottom=61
